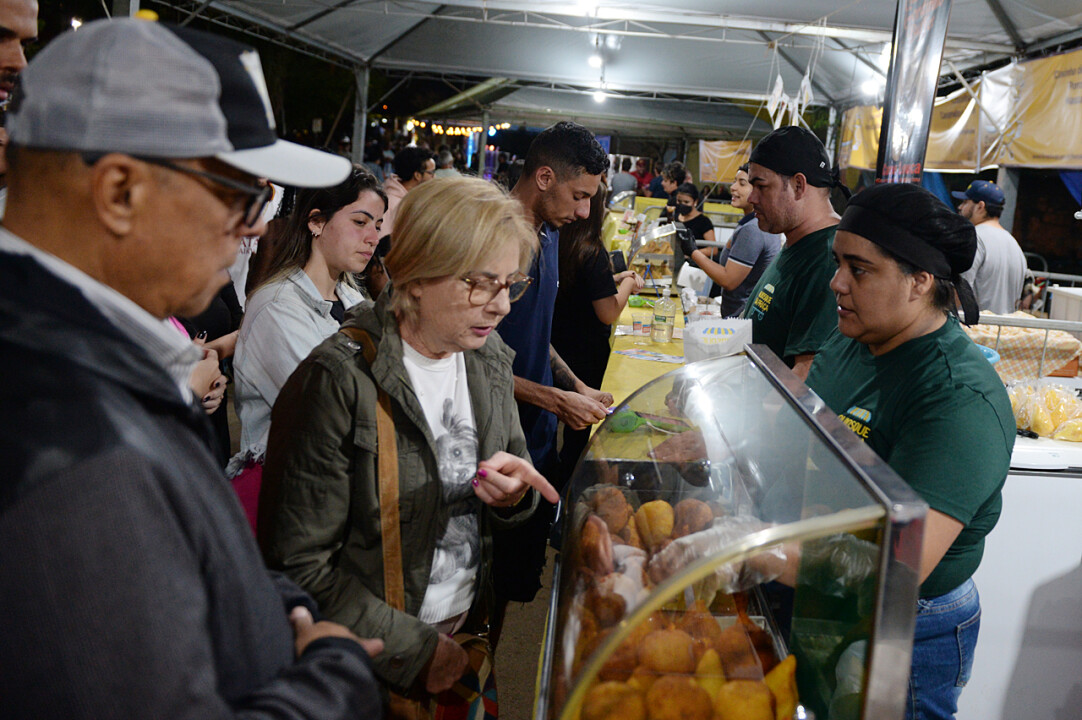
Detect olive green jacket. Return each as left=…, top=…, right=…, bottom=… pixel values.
left=260, top=292, right=538, bottom=693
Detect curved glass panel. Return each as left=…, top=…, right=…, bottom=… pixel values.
left=538, top=352, right=924, bottom=720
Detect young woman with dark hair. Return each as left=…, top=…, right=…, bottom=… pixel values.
left=227, top=166, right=388, bottom=531
left=551, top=181, right=644, bottom=479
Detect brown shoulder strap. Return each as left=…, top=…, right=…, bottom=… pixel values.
left=339, top=326, right=406, bottom=612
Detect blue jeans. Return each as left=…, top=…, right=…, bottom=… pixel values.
left=906, top=578, right=981, bottom=720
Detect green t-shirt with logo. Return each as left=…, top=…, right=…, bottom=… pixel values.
left=741, top=225, right=838, bottom=365
left=806, top=318, right=1014, bottom=597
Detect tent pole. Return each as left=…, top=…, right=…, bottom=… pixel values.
left=112, top=0, right=139, bottom=15
left=353, top=64, right=370, bottom=165
left=476, top=108, right=490, bottom=178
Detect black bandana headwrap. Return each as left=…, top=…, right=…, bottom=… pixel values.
left=838, top=182, right=980, bottom=325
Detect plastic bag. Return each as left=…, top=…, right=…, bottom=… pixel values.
left=1008, top=381, right=1082, bottom=440
left=647, top=515, right=786, bottom=592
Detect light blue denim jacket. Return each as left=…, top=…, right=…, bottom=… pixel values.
left=228, top=268, right=366, bottom=475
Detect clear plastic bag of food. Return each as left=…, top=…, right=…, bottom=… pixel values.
left=1009, top=381, right=1082, bottom=439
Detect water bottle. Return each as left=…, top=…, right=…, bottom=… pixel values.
left=651, top=291, right=677, bottom=343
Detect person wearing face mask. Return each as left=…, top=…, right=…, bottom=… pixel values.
left=676, top=166, right=782, bottom=314
left=670, top=182, right=716, bottom=255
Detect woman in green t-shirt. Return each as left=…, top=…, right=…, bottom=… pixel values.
left=806, top=183, right=1015, bottom=720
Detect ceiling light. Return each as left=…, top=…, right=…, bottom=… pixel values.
left=71, top=17, right=82, bottom=30
left=861, top=77, right=886, bottom=96
left=588, top=53, right=603, bottom=68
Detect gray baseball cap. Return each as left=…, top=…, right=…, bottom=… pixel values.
left=7, top=18, right=350, bottom=188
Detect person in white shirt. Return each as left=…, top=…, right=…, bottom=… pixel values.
left=953, top=180, right=1027, bottom=314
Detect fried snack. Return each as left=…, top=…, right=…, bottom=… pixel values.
left=735, top=593, right=779, bottom=674
left=644, top=676, right=712, bottom=720
left=581, top=514, right=615, bottom=576
left=672, top=498, right=714, bottom=539
left=713, top=679, right=775, bottom=720
left=639, top=628, right=697, bottom=674
left=585, top=581, right=627, bottom=628
left=764, top=655, right=798, bottom=720
left=582, top=681, right=646, bottom=720
left=618, top=514, right=645, bottom=550
left=675, top=602, right=724, bottom=659
left=590, top=486, right=634, bottom=534
left=580, top=629, right=639, bottom=682
left=635, top=500, right=674, bottom=551
left=693, top=648, right=725, bottom=701
left=714, top=622, right=763, bottom=680
left=627, top=665, right=660, bottom=694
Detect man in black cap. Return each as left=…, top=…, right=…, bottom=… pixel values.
left=952, top=179, right=1026, bottom=314
left=740, top=125, right=847, bottom=380
left=0, top=18, right=383, bottom=718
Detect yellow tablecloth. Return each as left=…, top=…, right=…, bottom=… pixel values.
left=600, top=304, right=685, bottom=408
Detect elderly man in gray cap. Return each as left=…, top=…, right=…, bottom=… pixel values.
left=0, top=18, right=384, bottom=719
left=740, top=125, right=849, bottom=380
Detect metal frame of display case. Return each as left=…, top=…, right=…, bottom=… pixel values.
left=534, top=345, right=929, bottom=720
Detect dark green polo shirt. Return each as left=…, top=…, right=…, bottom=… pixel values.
left=806, top=318, right=1015, bottom=597
left=741, top=225, right=838, bottom=365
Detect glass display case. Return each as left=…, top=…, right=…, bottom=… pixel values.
left=535, top=346, right=928, bottom=720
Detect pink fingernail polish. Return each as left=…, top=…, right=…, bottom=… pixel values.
left=472, top=478, right=479, bottom=487
left=478, top=468, right=488, bottom=478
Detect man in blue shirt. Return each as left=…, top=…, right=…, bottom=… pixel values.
left=492, top=121, right=610, bottom=632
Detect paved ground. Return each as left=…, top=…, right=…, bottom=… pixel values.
left=494, top=550, right=557, bottom=720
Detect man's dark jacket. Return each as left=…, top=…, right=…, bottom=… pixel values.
left=0, top=252, right=380, bottom=719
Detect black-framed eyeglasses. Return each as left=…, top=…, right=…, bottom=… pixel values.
left=137, top=157, right=272, bottom=228
left=461, top=271, right=532, bottom=306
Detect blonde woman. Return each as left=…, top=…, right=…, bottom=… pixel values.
left=259, top=177, right=559, bottom=697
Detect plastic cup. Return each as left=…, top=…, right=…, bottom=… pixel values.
left=634, top=310, right=652, bottom=345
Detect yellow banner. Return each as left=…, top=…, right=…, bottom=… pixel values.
left=698, top=140, right=751, bottom=183
left=839, top=47, right=1082, bottom=171
left=837, top=105, right=882, bottom=171
left=993, top=52, right=1082, bottom=167
left=925, top=87, right=980, bottom=170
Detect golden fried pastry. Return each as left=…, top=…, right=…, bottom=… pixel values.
left=590, top=486, right=634, bottom=534
left=672, top=498, right=714, bottom=538
left=639, top=628, right=696, bottom=674
left=618, top=514, right=645, bottom=550
left=694, top=648, right=725, bottom=701
left=578, top=628, right=639, bottom=683
left=675, top=602, right=724, bottom=659
left=581, top=514, right=615, bottom=575
left=764, top=655, right=798, bottom=720
left=582, top=681, right=646, bottom=720
left=585, top=580, right=628, bottom=628
left=635, top=500, right=674, bottom=551
left=714, top=622, right=763, bottom=680
left=713, top=679, right=775, bottom=720
left=627, top=665, right=660, bottom=694
left=644, top=676, right=712, bottom=720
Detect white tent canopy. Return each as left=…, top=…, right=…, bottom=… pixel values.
left=156, top=0, right=1082, bottom=139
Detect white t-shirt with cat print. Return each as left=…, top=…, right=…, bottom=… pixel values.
left=401, top=341, right=480, bottom=624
